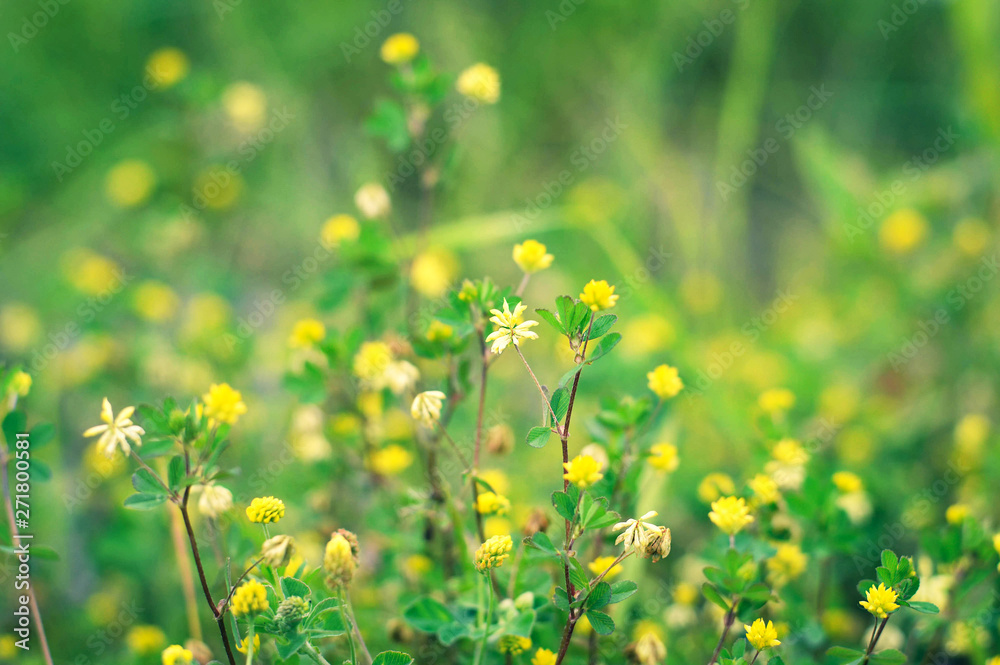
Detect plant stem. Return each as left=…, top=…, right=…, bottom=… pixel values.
left=708, top=598, right=738, bottom=665
left=338, top=590, right=357, bottom=665
left=862, top=617, right=889, bottom=664
left=513, top=345, right=561, bottom=427
left=244, top=624, right=254, bottom=665
left=474, top=577, right=495, bottom=665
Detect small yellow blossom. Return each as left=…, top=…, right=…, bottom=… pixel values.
left=631, top=632, right=667, bottom=665
left=246, top=496, right=285, bottom=524
left=673, top=582, right=699, bottom=605
left=369, top=444, right=414, bottom=475
left=771, top=438, right=809, bottom=464
left=647, top=365, right=683, bottom=399
left=321, top=214, right=361, bottom=248
left=832, top=471, right=863, bottom=494
left=289, top=318, right=326, bottom=348
left=563, top=454, right=604, bottom=488
left=758, top=388, right=795, bottom=413
left=236, top=634, right=260, bottom=655
left=426, top=320, right=453, bottom=342
left=952, top=218, right=990, bottom=256
left=955, top=414, right=990, bottom=449
left=324, top=530, right=360, bottom=588
left=456, top=63, right=501, bottom=104
left=83, top=398, right=145, bottom=458
left=767, top=544, right=808, bottom=585
left=709, top=496, right=754, bottom=535
left=860, top=583, right=899, bottom=619
left=132, top=281, right=180, bottom=322
left=161, top=644, right=193, bottom=665
left=10, top=371, right=32, bottom=397
left=588, top=555, right=622, bottom=580
left=749, top=474, right=780, bottom=504
left=127, top=626, right=166, bottom=654
left=474, top=534, right=513, bottom=572
left=744, top=618, right=780, bottom=651
left=945, top=503, right=970, bottom=525
left=106, top=160, right=156, bottom=208
left=532, top=648, right=557, bottom=665
left=579, top=279, right=619, bottom=311
left=202, top=383, right=247, bottom=425
left=222, top=81, right=268, bottom=132
left=410, top=249, right=458, bottom=298
left=231, top=579, right=269, bottom=617
left=146, top=47, right=189, bottom=88
left=648, top=443, right=679, bottom=472
left=486, top=299, right=539, bottom=354
left=880, top=208, right=928, bottom=254
left=513, top=240, right=554, bottom=274
left=411, top=390, right=446, bottom=427
left=498, top=635, right=531, bottom=655
left=698, top=473, right=736, bottom=502
left=380, top=33, right=420, bottom=64
left=353, top=341, right=393, bottom=386
left=476, top=491, right=511, bottom=516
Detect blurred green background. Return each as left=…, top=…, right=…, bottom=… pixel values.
left=1, top=0, right=999, bottom=662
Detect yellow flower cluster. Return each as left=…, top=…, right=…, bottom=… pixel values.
left=127, top=625, right=166, bottom=654
left=475, top=491, right=511, bottom=516
left=236, top=634, right=260, bottom=654
left=563, top=454, right=604, bottom=489
left=380, top=33, right=420, bottom=64
left=647, top=443, right=679, bottom=472
left=321, top=214, right=361, bottom=248
left=231, top=579, right=269, bottom=617
left=324, top=530, right=360, bottom=588
left=513, top=240, right=554, bottom=274
left=767, top=543, right=808, bottom=585
left=647, top=365, right=683, bottom=399
left=532, top=648, right=557, bottom=665
left=289, top=318, right=326, bottom=348
left=758, top=388, right=795, bottom=413
left=498, top=635, right=531, bottom=655
left=246, top=496, right=285, bottom=524
left=203, top=383, right=247, bottom=425
left=474, top=534, right=513, bottom=572
left=579, top=279, right=618, bottom=311
left=456, top=63, right=501, bottom=104
left=749, top=474, right=780, bottom=504
left=860, top=583, right=899, bottom=618
left=709, top=496, right=754, bottom=535
left=161, top=644, right=193, bottom=665
left=588, top=555, right=622, bottom=579
left=832, top=471, right=863, bottom=493
left=744, top=618, right=780, bottom=650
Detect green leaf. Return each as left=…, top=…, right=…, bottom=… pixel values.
left=281, top=577, right=311, bottom=598
left=857, top=579, right=876, bottom=595
left=609, top=580, right=637, bottom=604
left=742, top=583, right=772, bottom=603
left=550, top=387, right=570, bottom=423
left=28, top=422, right=55, bottom=448
left=558, top=363, right=585, bottom=388
left=535, top=308, right=565, bottom=334
left=586, top=582, right=611, bottom=610
left=524, top=531, right=559, bottom=557
left=876, top=566, right=892, bottom=586
left=588, top=314, right=617, bottom=339
left=275, top=632, right=308, bottom=659
left=168, top=455, right=185, bottom=490
left=505, top=609, right=536, bottom=638
left=880, top=550, right=898, bottom=577
left=905, top=601, right=939, bottom=614
left=869, top=649, right=906, bottom=665
left=702, top=583, right=730, bottom=611
left=364, top=99, right=410, bottom=152
left=588, top=332, right=621, bottom=362
left=131, top=469, right=167, bottom=496
left=553, top=587, right=570, bottom=611
left=825, top=646, right=865, bottom=665
left=732, top=638, right=746, bottom=658
left=767, top=657, right=786, bottom=665
left=555, top=296, right=575, bottom=332
left=2, top=411, right=26, bottom=445
left=526, top=426, right=552, bottom=449
left=123, top=492, right=168, bottom=510
left=585, top=609, right=615, bottom=635
left=372, top=651, right=414, bottom=665
left=551, top=491, right=576, bottom=522
left=403, top=597, right=454, bottom=633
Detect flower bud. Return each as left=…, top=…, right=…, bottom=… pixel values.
left=275, top=595, right=310, bottom=633
left=485, top=424, right=514, bottom=455
left=324, top=529, right=360, bottom=589
left=261, top=535, right=296, bottom=568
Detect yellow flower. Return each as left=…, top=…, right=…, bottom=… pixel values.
left=83, top=398, right=145, bottom=458
left=289, top=318, right=326, bottom=348
left=631, top=632, right=667, bottom=665
left=532, top=648, right=557, bottom=665
left=860, top=583, right=899, bottom=619
left=222, top=81, right=268, bottom=132
left=648, top=443, right=679, bottom=472
left=324, top=530, right=360, bottom=588
left=236, top=634, right=260, bottom=655
left=146, top=47, right=189, bottom=88
left=246, top=496, right=285, bottom=524
left=456, top=63, right=501, bottom=104
left=952, top=218, right=990, bottom=256
left=411, top=391, right=446, bottom=427
left=698, top=473, right=735, bottom=502
left=426, top=320, right=453, bottom=342
left=106, top=160, right=156, bottom=207
left=993, top=532, right=1000, bottom=557
left=476, top=491, right=511, bottom=516
left=474, top=534, right=513, bottom=572
left=202, top=383, right=247, bottom=425
left=563, top=454, right=604, bottom=489
left=647, top=365, right=683, bottom=399
left=161, top=644, right=193, bottom=665
left=832, top=471, right=863, bottom=494
left=261, top=535, right=297, bottom=568
left=945, top=503, right=970, bottom=525
left=321, top=214, right=361, bottom=248
left=485, top=299, right=539, bottom=354
left=231, top=579, right=269, bottom=617
left=588, top=555, right=622, bottom=580
left=10, top=371, right=32, bottom=398
left=709, top=496, right=754, bottom=535
left=353, top=341, right=394, bottom=385
left=0, top=635, right=17, bottom=659
left=0, top=303, right=41, bottom=351
left=498, top=635, right=531, bottom=655
left=127, top=625, right=166, bottom=654
left=132, top=281, right=180, bottom=322
left=749, top=474, right=780, bottom=504
left=955, top=414, right=990, bottom=449
left=380, top=33, right=420, bottom=64
left=673, top=582, right=699, bottom=605
left=744, top=619, right=780, bottom=651
left=579, top=279, right=618, bottom=311
left=513, top=240, right=554, bottom=273
left=410, top=249, right=458, bottom=298
left=369, top=444, right=414, bottom=475
left=758, top=388, right=795, bottom=413
left=771, top=438, right=808, bottom=464
left=880, top=208, right=928, bottom=254
left=767, top=544, right=808, bottom=585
